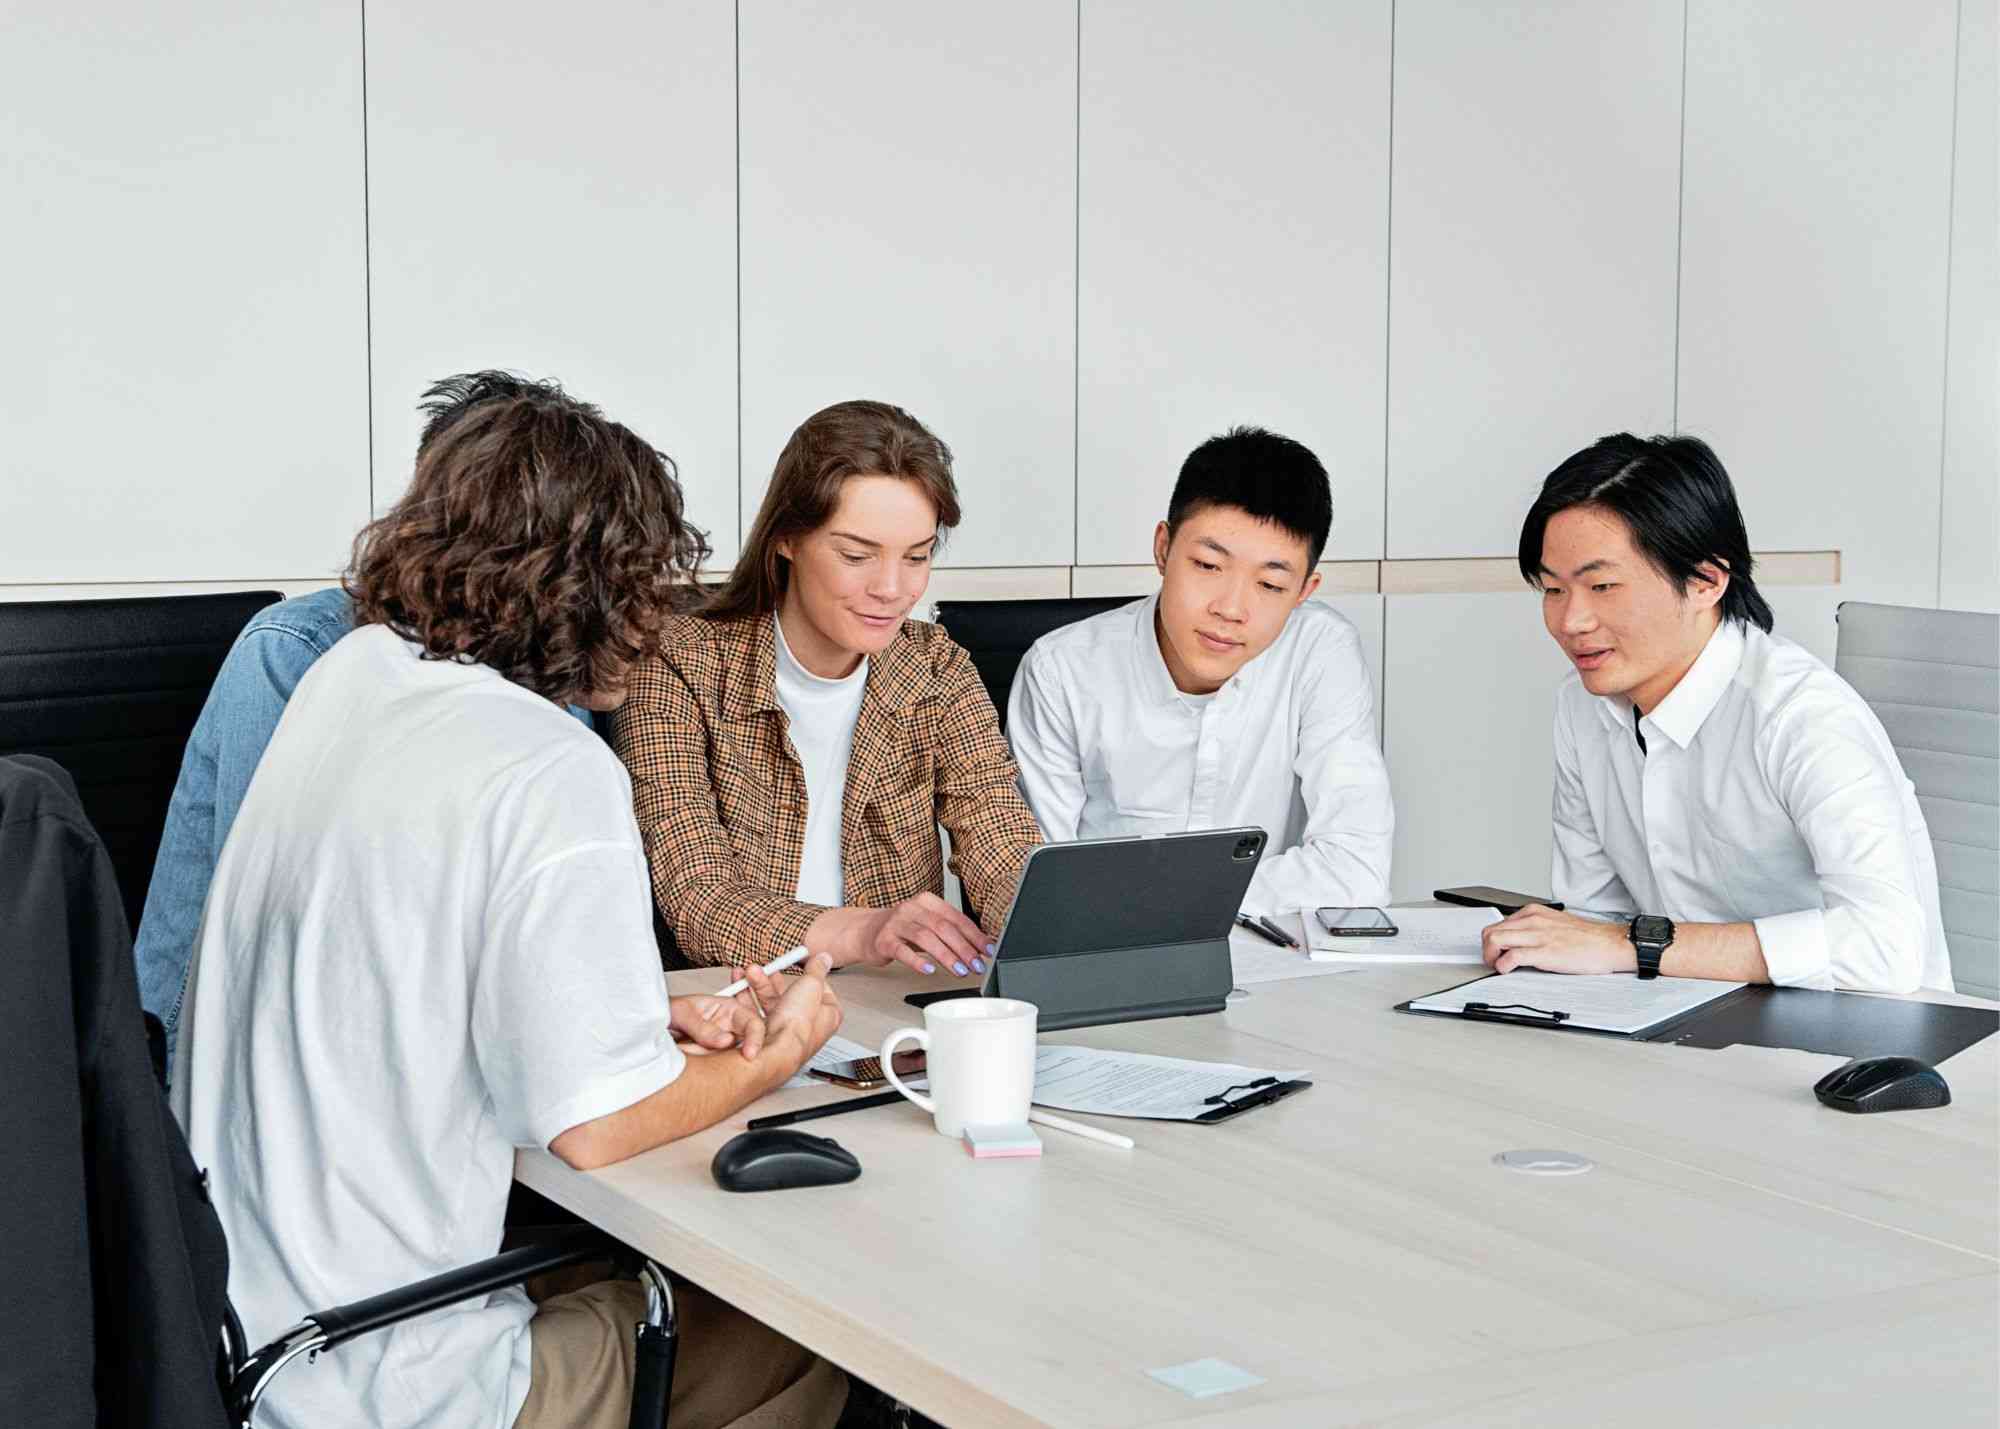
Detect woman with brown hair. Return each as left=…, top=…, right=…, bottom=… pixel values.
left=615, top=399, right=1043, bottom=978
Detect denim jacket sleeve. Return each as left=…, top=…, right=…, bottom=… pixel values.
left=132, top=591, right=350, bottom=1072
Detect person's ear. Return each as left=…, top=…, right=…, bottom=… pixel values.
left=1689, top=560, right=1731, bottom=612
left=1153, top=521, right=1172, bottom=575
left=1295, top=569, right=1323, bottom=608
left=775, top=537, right=794, bottom=564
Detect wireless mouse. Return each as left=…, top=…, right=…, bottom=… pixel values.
left=1812, top=1055, right=1951, bottom=1113
left=710, top=1129, right=861, bottom=1192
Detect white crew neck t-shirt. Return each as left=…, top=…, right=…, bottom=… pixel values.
left=171, top=624, right=684, bottom=1429
left=773, top=613, right=869, bottom=905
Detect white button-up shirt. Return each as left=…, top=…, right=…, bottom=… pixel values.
left=1008, top=594, right=1393, bottom=914
left=1551, top=617, right=1952, bottom=993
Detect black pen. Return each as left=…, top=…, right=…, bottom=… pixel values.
left=1255, top=914, right=1301, bottom=949
left=1233, top=914, right=1291, bottom=948
left=747, top=1089, right=906, bottom=1131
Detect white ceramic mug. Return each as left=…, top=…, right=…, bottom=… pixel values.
left=879, top=998, right=1038, bottom=1138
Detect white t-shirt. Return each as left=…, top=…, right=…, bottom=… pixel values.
left=773, top=613, right=869, bottom=905
left=171, top=625, right=684, bottom=1429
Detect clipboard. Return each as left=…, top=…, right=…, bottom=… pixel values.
left=1192, top=1075, right=1314, bottom=1123
left=1397, top=973, right=1999, bottom=1064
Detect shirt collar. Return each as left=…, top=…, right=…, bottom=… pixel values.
left=1127, top=592, right=1257, bottom=705
left=1597, top=618, right=1745, bottom=751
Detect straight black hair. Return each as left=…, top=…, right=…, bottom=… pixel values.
left=1517, top=432, right=1774, bottom=633
left=1167, top=426, right=1334, bottom=570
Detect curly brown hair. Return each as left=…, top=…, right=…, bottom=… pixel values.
left=345, top=381, right=709, bottom=703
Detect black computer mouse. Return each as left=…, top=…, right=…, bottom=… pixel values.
left=710, top=1129, right=861, bottom=1192
left=1812, top=1055, right=1951, bottom=1113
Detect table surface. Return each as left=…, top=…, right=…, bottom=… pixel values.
left=518, top=934, right=1999, bottom=1428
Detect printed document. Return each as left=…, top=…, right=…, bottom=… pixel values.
left=1031, top=1046, right=1310, bottom=1121
left=1308, top=904, right=1499, bottom=964
left=1409, top=970, right=1743, bottom=1035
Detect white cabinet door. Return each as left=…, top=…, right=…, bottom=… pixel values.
left=737, top=1, right=1076, bottom=569
left=1679, top=0, right=1959, bottom=609
left=1, top=2, right=367, bottom=583
left=365, top=1, right=740, bottom=562
left=1940, top=0, right=1999, bottom=615
left=1387, top=0, right=1682, bottom=559
left=1076, top=0, right=1391, bottom=566
left=1382, top=592, right=1572, bottom=903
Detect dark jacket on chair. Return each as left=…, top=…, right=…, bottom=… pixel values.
left=0, top=754, right=230, bottom=1427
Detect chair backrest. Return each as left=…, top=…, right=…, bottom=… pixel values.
left=1834, top=601, right=2000, bottom=1000
left=932, top=596, right=1136, bottom=732
left=0, top=591, right=282, bottom=933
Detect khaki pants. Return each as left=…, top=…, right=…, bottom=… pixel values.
left=514, top=1276, right=847, bottom=1429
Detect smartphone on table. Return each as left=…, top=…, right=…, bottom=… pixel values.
left=1315, top=906, right=1398, bottom=937
left=808, top=1049, right=926, bottom=1091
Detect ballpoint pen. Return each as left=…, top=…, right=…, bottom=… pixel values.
left=1233, top=914, right=1290, bottom=948
left=1254, top=914, right=1301, bottom=949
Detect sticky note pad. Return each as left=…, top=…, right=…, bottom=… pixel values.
left=1146, top=1358, right=1266, bottom=1400
left=961, top=1123, right=1042, bottom=1158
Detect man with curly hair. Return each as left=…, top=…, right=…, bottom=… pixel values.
left=170, top=385, right=851, bottom=1429
left=136, top=371, right=593, bottom=1077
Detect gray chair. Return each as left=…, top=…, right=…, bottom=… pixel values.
left=1834, top=601, right=2000, bottom=999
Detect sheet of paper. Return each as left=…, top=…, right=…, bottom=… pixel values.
left=1230, top=924, right=1364, bottom=983
left=1031, top=1045, right=1310, bottom=1121
left=1409, top=970, right=1745, bottom=1035
left=1306, top=904, right=1499, bottom=964
left=782, top=1034, right=878, bottom=1089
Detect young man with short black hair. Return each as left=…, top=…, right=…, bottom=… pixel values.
left=1483, top=432, right=1950, bottom=994
left=1008, top=426, right=1393, bottom=914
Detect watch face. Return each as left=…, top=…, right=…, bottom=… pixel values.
left=1632, top=915, right=1673, bottom=944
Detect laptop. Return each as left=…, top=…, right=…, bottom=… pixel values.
left=909, top=827, right=1267, bottom=1031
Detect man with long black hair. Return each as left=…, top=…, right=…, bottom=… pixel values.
left=1483, top=432, right=1950, bottom=994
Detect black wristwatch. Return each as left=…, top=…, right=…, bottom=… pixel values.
left=1629, top=914, right=1675, bottom=980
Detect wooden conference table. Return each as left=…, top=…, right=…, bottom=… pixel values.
left=518, top=935, right=1999, bottom=1428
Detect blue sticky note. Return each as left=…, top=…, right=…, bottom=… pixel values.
left=1146, top=1358, right=1266, bottom=1400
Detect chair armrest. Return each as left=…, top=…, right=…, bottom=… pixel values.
left=227, top=1223, right=614, bottom=1424
left=312, top=1221, right=609, bottom=1348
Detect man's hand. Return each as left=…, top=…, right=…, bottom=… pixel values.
left=667, top=994, right=766, bottom=1059
left=813, top=893, right=994, bottom=978
left=755, top=951, right=844, bottom=1073
left=1481, top=905, right=1635, bottom=975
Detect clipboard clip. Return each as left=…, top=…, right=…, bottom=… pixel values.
left=1196, top=1076, right=1312, bottom=1122
left=1461, top=1001, right=1570, bottom=1025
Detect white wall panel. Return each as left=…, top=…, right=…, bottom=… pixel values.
left=1, top=2, right=367, bottom=583
left=1940, top=0, right=1999, bottom=614
left=1679, top=0, right=1959, bottom=609
left=366, top=2, right=740, bottom=561
left=1382, top=592, right=1571, bottom=903
left=1387, top=0, right=1682, bottom=559
left=1076, top=0, right=1391, bottom=565
left=738, top=1, right=1075, bottom=568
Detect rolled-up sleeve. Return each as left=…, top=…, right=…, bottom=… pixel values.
left=1755, top=704, right=1932, bottom=994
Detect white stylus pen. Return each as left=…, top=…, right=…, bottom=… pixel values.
left=715, top=945, right=811, bottom=999
left=1028, top=1109, right=1135, bottom=1150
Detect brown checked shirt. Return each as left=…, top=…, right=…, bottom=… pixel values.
left=614, top=612, right=1044, bottom=969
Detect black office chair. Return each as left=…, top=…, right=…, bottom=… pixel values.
left=932, top=596, right=1133, bottom=732
left=0, top=750, right=680, bottom=1428
left=0, top=591, right=282, bottom=932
